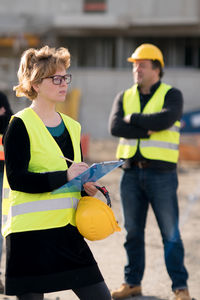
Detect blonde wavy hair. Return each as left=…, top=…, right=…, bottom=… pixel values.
left=13, top=45, right=70, bottom=100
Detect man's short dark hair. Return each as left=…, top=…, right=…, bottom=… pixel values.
left=151, top=60, right=164, bottom=78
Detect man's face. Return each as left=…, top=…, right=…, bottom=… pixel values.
left=133, top=59, right=159, bottom=88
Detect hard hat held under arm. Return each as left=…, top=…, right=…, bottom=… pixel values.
left=116, top=83, right=180, bottom=163
left=76, top=186, right=121, bottom=241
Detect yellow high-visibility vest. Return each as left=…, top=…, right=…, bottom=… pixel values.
left=116, top=83, right=180, bottom=163
left=2, top=107, right=81, bottom=237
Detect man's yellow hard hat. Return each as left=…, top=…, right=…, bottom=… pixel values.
left=127, top=43, right=164, bottom=67
left=75, top=186, right=121, bottom=241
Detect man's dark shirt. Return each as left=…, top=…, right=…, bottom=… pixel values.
left=108, top=81, right=183, bottom=170
left=0, top=91, right=13, bottom=171
left=0, top=91, right=13, bottom=134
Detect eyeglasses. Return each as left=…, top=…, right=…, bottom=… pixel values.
left=44, top=74, right=72, bottom=85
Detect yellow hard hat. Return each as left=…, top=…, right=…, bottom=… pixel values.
left=127, top=43, right=164, bottom=67
left=75, top=186, right=121, bottom=241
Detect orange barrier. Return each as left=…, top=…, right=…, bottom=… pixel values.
left=56, top=89, right=90, bottom=159
left=81, top=134, right=90, bottom=159
left=179, top=134, right=200, bottom=161
left=56, top=89, right=81, bottom=121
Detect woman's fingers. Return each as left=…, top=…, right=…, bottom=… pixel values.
left=83, top=182, right=98, bottom=196
left=67, top=162, right=89, bottom=181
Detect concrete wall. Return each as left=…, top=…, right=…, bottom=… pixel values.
left=1, top=0, right=200, bottom=140
left=2, top=65, right=200, bottom=139
left=70, top=68, right=200, bottom=138
left=1, top=54, right=200, bottom=139
left=1, top=0, right=198, bottom=18
left=109, top=0, right=200, bottom=24
left=0, top=0, right=199, bottom=34
left=0, top=0, right=82, bottom=15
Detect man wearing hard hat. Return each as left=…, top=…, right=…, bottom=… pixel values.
left=109, top=44, right=192, bottom=300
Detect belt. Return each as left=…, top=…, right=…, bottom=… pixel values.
left=132, top=161, right=150, bottom=168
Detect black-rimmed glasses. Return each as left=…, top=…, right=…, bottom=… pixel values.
left=45, top=74, right=72, bottom=85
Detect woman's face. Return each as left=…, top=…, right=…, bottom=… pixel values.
left=34, top=66, right=70, bottom=104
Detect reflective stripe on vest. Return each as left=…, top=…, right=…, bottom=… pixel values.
left=119, top=138, right=137, bottom=146
left=3, top=197, right=79, bottom=224
left=2, top=108, right=82, bottom=237
left=141, top=140, right=179, bottom=150
left=11, top=197, right=79, bottom=217
left=116, top=83, right=180, bottom=163
left=0, top=135, right=4, bottom=160
left=119, top=124, right=180, bottom=148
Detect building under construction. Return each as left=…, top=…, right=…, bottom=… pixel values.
left=0, top=0, right=200, bottom=138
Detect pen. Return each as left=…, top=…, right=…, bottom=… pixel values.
left=60, top=156, right=75, bottom=164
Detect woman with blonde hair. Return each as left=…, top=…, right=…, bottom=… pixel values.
left=2, top=45, right=111, bottom=300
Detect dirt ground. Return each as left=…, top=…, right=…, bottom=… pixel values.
left=0, top=139, right=199, bottom=300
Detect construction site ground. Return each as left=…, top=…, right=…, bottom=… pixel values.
left=0, top=139, right=199, bottom=300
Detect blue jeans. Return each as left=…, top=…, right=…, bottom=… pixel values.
left=120, top=167, right=188, bottom=291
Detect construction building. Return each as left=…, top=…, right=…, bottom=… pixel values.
left=0, top=0, right=200, bottom=138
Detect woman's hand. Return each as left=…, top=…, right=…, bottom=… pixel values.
left=0, top=107, right=6, bottom=116
left=123, top=114, right=131, bottom=123
left=83, top=182, right=98, bottom=197
left=67, top=162, right=89, bottom=181
left=148, top=130, right=155, bottom=135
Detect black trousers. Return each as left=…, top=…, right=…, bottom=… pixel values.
left=16, top=281, right=111, bottom=300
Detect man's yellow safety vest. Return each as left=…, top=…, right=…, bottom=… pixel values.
left=116, top=83, right=181, bottom=163
left=2, top=107, right=81, bottom=237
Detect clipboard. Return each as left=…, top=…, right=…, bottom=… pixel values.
left=52, top=160, right=124, bottom=194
